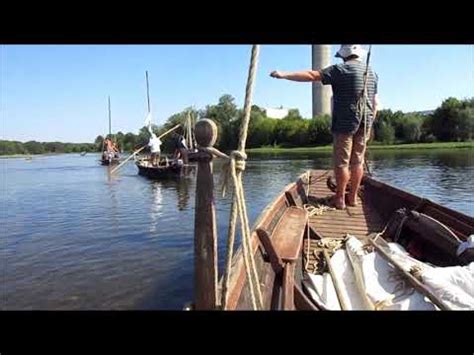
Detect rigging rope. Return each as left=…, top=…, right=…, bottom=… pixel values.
left=214, top=45, right=263, bottom=310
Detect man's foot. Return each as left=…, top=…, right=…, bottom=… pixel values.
left=332, top=195, right=346, bottom=210
left=347, top=194, right=359, bottom=207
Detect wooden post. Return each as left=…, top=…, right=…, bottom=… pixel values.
left=194, top=119, right=219, bottom=310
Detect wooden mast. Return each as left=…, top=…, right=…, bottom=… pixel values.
left=146, top=71, right=151, bottom=114
left=108, top=96, right=112, bottom=140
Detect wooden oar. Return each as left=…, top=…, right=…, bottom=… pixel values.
left=110, top=124, right=181, bottom=174
left=322, top=249, right=349, bottom=310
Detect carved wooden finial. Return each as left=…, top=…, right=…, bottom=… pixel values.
left=194, top=119, right=217, bottom=148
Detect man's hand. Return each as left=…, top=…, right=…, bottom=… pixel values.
left=270, top=70, right=285, bottom=79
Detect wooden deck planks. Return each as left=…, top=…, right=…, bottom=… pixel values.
left=307, top=170, right=385, bottom=240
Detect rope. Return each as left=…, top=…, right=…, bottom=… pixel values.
left=304, top=171, right=311, bottom=272
left=304, top=203, right=336, bottom=217
left=199, top=146, right=231, bottom=161
left=389, top=269, right=416, bottom=296
left=302, top=170, right=337, bottom=271
left=305, top=223, right=311, bottom=272
left=393, top=215, right=408, bottom=243
left=361, top=45, right=372, bottom=143
left=312, top=170, right=331, bottom=183
left=316, top=238, right=344, bottom=253
left=358, top=45, right=373, bottom=176
left=220, top=45, right=263, bottom=310
left=305, top=238, right=345, bottom=275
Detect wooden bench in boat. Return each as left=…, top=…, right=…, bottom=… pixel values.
left=257, top=206, right=308, bottom=310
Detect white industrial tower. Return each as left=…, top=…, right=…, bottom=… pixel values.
left=312, top=45, right=332, bottom=117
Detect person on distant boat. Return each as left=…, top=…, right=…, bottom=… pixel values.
left=173, top=129, right=189, bottom=164
left=148, top=132, right=162, bottom=166
left=270, top=44, right=379, bottom=210
left=103, top=138, right=119, bottom=161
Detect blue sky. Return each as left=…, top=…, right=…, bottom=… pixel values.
left=2, top=45, right=472, bottom=143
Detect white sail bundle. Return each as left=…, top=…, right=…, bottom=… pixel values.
left=304, top=235, right=473, bottom=310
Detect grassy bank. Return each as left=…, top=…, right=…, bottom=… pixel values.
left=247, top=141, right=474, bottom=154
left=0, top=152, right=90, bottom=159
left=0, top=154, right=35, bottom=159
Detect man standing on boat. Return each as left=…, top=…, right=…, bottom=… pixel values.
left=103, top=138, right=119, bottom=162
left=148, top=132, right=162, bottom=166
left=270, top=45, right=379, bottom=209
left=173, top=129, right=189, bottom=164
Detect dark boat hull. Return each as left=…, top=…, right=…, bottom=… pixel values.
left=187, top=151, right=199, bottom=162
left=100, top=158, right=120, bottom=166
left=136, top=160, right=183, bottom=179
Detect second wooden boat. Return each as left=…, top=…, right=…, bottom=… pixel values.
left=136, top=158, right=183, bottom=179
left=100, top=96, right=120, bottom=166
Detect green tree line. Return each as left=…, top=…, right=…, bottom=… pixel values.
left=0, top=140, right=96, bottom=156
left=373, top=98, right=473, bottom=144
left=144, top=95, right=472, bottom=151
left=2, top=96, right=471, bottom=156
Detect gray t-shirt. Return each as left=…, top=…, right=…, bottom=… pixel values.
left=319, top=60, right=378, bottom=134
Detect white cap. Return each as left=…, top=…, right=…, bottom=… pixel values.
left=335, top=44, right=367, bottom=59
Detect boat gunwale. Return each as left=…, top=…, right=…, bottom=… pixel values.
left=362, top=175, right=474, bottom=239
left=220, top=172, right=308, bottom=310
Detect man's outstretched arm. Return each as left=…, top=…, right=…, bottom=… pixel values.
left=270, top=70, right=323, bottom=82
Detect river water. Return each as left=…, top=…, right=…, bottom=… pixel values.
left=1, top=149, right=472, bottom=309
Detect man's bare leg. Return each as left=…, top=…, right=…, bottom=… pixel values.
left=348, top=164, right=363, bottom=206
left=334, top=166, right=349, bottom=209
left=348, top=128, right=368, bottom=206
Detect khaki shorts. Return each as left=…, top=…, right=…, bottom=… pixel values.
left=333, top=127, right=369, bottom=168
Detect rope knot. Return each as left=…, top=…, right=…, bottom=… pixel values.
left=230, top=150, right=247, bottom=172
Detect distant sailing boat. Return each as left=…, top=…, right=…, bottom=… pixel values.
left=135, top=71, right=184, bottom=179
left=100, top=96, right=120, bottom=165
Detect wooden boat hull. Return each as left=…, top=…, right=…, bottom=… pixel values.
left=100, top=158, right=120, bottom=166
left=222, top=169, right=474, bottom=310
left=187, top=151, right=199, bottom=162
left=136, top=160, right=183, bottom=179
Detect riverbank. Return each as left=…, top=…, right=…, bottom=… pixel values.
left=2, top=141, right=473, bottom=157
left=247, top=141, right=474, bottom=154
left=0, top=152, right=94, bottom=159
left=0, top=154, right=39, bottom=159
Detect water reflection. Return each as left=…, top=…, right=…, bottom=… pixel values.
left=176, top=176, right=191, bottom=211
left=105, top=165, right=121, bottom=237
left=369, top=149, right=473, bottom=216
left=149, top=182, right=163, bottom=234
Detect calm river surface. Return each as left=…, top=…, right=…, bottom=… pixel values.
left=2, top=149, right=473, bottom=309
